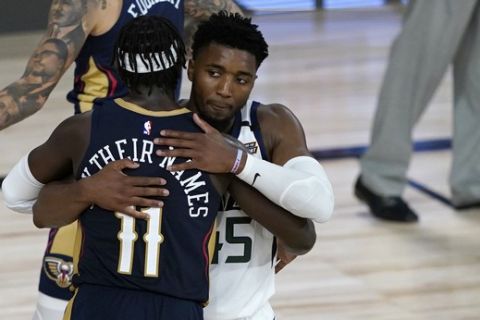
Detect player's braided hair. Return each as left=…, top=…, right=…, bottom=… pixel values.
left=192, top=11, right=269, bottom=68
left=113, top=15, right=186, bottom=96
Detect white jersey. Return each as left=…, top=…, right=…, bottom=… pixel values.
left=205, top=101, right=276, bottom=320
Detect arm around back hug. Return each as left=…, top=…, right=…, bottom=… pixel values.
left=2, top=154, right=44, bottom=214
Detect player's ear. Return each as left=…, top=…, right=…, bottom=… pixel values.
left=187, top=59, right=195, bottom=81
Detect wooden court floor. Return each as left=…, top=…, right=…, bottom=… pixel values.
left=1, top=6, right=480, bottom=320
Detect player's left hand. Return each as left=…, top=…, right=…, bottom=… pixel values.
left=275, top=240, right=298, bottom=273
left=154, top=113, right=242, bottom=173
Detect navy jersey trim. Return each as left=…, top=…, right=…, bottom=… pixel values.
left=229, top=109, right=243, bottom=139
left=250, top=101, right=270, bottom=161
left=271, top=236, right=277, bottom=267
left=114, top=98, right=191, bottom=117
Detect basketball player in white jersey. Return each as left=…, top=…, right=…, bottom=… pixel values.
left=152, top=12, right=334, bottom=319
left=3, top=12, right=334, bottom=320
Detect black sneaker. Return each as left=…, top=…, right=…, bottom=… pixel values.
left=454, top=201, right=480, bottom=210
left=354, top=176, right=418, bottom=223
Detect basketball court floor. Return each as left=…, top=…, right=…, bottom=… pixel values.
left=1, top=6, right=479, bottom=319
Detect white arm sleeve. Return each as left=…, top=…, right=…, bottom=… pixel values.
left=236, top=155, right=334, bottom=223
left=1, top=154, right=44, bottom=214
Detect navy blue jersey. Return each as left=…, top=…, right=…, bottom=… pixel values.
left=73, top=98, right=220, bottom=303
left=67, top=0, right=184, bottom=113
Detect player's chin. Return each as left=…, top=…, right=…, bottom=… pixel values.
left=203, top=106, right=232, bottom=121
left=200, top=114, right=231, bottom=131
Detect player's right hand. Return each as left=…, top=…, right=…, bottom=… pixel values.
left=275, top=240, right=298, bottom=273
left=154, top=113, right=243, bottom=173
left=82, top=159, right=169, bottom=219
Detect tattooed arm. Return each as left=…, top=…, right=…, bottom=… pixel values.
left=184, top=0, right=243, bottom=19
left=0, top=0, right=107, bottom=130
left=183, top=0, right=244, bottom=57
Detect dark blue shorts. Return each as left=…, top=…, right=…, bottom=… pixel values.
left=64, top=284, right=203, bottom=320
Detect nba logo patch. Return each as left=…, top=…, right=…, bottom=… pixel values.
left=143, top=120, right=152, bottom=135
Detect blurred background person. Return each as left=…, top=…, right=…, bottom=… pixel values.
left=355, top=0, right=480, bottom=222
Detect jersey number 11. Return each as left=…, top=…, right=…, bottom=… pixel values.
left=115, top=208, right=164, bottom=277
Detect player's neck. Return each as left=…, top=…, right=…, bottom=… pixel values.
left=124, top=88, right=179, bottom=111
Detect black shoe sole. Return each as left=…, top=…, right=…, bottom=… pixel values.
left=354, top=177, right=419, bottom=223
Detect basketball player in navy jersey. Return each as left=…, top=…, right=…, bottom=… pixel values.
left=1, top=1, right=242, bottom=319
left=0, top=0, right=243, bottom=126
left=8, top=15, right=235, bottom=320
